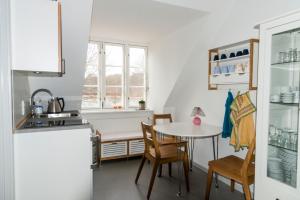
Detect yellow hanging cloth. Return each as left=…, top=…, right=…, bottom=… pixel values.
left=230, top=91, right=256, bottom=151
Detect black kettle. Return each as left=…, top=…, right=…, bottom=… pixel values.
left=47, top=97, right=65, bottom=113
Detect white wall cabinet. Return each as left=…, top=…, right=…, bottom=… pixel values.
left=11, top=0, right=64, bottom=74
left=255, top=10, right=300, bottom=200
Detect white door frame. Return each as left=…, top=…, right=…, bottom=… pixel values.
left=0, top=0, right=15, bottom=199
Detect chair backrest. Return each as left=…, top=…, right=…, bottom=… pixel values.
left=141, top=122, right=160, bottom=157
left=153, top=114, right=173, bottom=125
left=241, top=136, right=256, bottom=177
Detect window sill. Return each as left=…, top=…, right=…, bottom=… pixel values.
left=80, top=108, right=152, bottom=114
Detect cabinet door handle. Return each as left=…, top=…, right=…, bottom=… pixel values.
left=61, top=59, right=66, bottom=74
left=58, top=59, right=65, bottom=77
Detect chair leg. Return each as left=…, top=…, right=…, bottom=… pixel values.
left=183, top=160, right=190, bottom=192
left=168, top=163, right=172, bottom=177
left=135, top=156, right=146, bottom=184
left=205, top=166, right=214, bottom=200
left=242, top=181, right=252, bottom=200
left=230, top=179, right=235, bottom=192
left=147, top=161, right=160, bottom=200
left=158, top=164, right=162, bottom=177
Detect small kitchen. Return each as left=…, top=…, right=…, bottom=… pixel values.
left=4, top=0, right=300, bottom=200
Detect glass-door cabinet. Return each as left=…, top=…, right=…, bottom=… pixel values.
left=256, top=10, right=300, bottom=200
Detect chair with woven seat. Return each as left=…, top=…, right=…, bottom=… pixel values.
left=135, top=122, right=190, bottom=200
left=205, top=137, right=255, bottom=200
left=153, top=114, right=188, bottom=176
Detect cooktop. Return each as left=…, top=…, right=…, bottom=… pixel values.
left=21, top=119, right=89, bottom=129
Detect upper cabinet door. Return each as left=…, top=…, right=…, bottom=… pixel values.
left=11, top=0, right=63, bottom=73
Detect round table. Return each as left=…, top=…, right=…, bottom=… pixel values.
left=154, top=122, right=222, bottom=196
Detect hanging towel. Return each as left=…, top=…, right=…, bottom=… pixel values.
left=222, top=91, right=234, bottom=138
left=230, top=91, right=256, bottom=151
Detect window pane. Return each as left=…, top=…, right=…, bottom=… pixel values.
left=105, top=86, right=123, bottom=108
left=86, top=43, right=99, bottom=66
left=105, top=45, right=123, bottom=66
left=129, top=68, right=144, bottom=86
left=82, top=43, right=100, bottom=108
left=128, top=87, right=145, bottom=107
left=82, top=86, right=100, bottom=108
left=106, top=67, right=122, bottom=86
left=129, top=87, right=144, bottom=97
left=129, top=47, right=145, bottom=68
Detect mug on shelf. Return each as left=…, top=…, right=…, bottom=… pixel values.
left=228, top=65, right=235, bottom=73
left=229, top=52, right=235, bottom=58
left=235, top=63, right=245, bottom=73
left=213, top=66, right=221, bottom=75
left=242, top=49, right=249, bottom=55
left=236, top=51, right=243, bottom=57
left=221, top=65, right=229, bottom=74
left=220, top=54, right=227, bottom=60
left=213, top=55, right=219, bottom=61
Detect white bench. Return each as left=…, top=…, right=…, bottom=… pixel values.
left=99, top=131, right=144, bottom=161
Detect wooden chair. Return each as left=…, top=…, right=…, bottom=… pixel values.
left=153, top=114, right=188, bottom=177
left=135, top=122, right=190, bottom=200
left=205, top=137, right=255, bottom=200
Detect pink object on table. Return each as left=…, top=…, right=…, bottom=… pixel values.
left=193, top=115, right=201, bottom=126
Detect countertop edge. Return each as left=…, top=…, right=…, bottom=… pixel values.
left=14, top=124, right=94, bottom=134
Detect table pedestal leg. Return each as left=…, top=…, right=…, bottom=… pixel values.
left=189, top=137, right=195, bottom=171
left=212, top=136, right=219, bottom=188
left=176, top=136, right=183, bottom=197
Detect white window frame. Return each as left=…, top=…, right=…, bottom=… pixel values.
left=82, top=40, right=148, bottom=110
left=126, top=44, right=148, bottom=108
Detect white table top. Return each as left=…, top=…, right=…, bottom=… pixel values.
left=154, top=122, right=222, bottom=138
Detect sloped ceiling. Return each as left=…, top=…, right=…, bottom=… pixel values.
left=90, top=0, right=207, bottom=44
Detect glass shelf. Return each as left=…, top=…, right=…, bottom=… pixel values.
left=268, top=143, right=298, bottom=152
left=270, top=102, right=299, bottom=106
left=272, top=61, right=300, bottom=66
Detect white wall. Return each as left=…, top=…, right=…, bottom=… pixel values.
left=28, top=0, right=94, bottom=111
left=148, top=0, right=300, bottom=170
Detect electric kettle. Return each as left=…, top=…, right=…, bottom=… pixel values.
left=47, top=97, right=65, bottom=113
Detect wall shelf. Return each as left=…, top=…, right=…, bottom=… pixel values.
left=208, top=39, right=259, bottom=90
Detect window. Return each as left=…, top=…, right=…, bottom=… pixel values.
left=82, top=42, right=147, bottom=109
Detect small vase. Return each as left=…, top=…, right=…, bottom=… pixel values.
left=193, top=116, right=201, bottom=126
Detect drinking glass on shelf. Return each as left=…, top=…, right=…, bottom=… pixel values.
left=276, top=129, right=284, bottom=147
left=290, top=133, right=298, bottom=151
left=296, top=51, right=300, bottom=62
left=284, top=51, right=291, bottom=63
left=269, top=125, right=277, bottom=144
left=277, top=52, right=285, bottom=63
left=289, top=48, right=296, bottom=62
left=282, top=131, right=290, bottom=149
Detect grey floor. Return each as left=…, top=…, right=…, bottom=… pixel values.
left=93, top=158, right=245, bottom=200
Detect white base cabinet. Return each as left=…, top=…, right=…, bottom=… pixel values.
left=14, top=128, right=93, bottom=200
left=255, top=10, right=300, bottom=200
left=11, top=0, right=63, bottom=73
